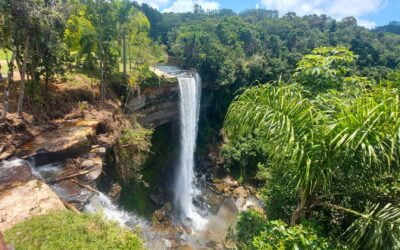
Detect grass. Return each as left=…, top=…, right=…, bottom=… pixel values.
left=4, top=211, right=144, bottom=250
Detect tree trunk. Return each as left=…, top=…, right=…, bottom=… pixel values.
left=290, top=190, right=308, bottom=226
left=122, top=31, right=127, bottom=77
left=17, top=36, right=30, bottom=117
left=2, top=51, right=15, bottom=121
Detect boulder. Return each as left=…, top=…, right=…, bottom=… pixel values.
left=0, top=159, right=34, bottom=193
left=204, top=188, right=224, bottom=215
left=222, top=198, right=238, bottom=213
left=0, top=160, right=65, bottom=232
left=233, top=186, right=248, bottom=199
left=108, top=183, right=122, bottom=202
left=52, top=181, right=94, bottom=210
left=154, top=207, right=168, bottom=222
left=79, top=157, right=103, bottom=183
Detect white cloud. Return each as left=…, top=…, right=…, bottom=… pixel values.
left=163, top=0, right=219, bottom=13
left=136, top=0, right=171, bottom=10
left=260, top=0, right=385, bottom=28
left=357, top=18, right=376, bottom=29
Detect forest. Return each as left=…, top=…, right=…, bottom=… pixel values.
left=1, top=1, right=400, bottom=250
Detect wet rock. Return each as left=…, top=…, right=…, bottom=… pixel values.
left=181, top=224, right=192, bottom=235
left=165, top=202, right=173, bottom=214
left=0, top=160, right=34, bottom=192
left=204, top=188, right=224, bottom=215
left=222, top=198, right=238, bottom=213
left=214, top=183, right=225, bottom=193
left=154, top=207, right=168, bottom=222
left=108, top=183, right=122, bottom=201
left=0, top=160, right=65, bottom=232
left=150, top=193, right=165, bottom=207
left=79, top=157, right=103, bottom=183
left=52, top=181, right=94, bottom=210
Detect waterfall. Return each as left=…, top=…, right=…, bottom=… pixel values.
left=175, top=73, right=206, bottom=229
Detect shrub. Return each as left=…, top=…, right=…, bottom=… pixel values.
left=252, top=220, right=335, bottom=250
left=117, top=126, right=153, bottom=183
left=228, top=210, right=338, bottom=250
left=4, top=211, right=143, bottom=250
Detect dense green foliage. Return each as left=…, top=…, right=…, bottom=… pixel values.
left=0, top=0, right=165, bottom=117
left=144, top=10, right=400, bottom=86
left=4, top=211, right=143, bottom=250
left=228, top=210, right=336, bottom=250
left=225, top=47, right=400, bottom=249
left=116, top=125, right=153, bottom=183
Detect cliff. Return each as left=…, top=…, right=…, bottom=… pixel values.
left=127, top=81, right=180, bottom=128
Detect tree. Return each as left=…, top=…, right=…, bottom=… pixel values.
left=224, top=48, right=400, bottom=249
left=293, top=46, right=357, bottom=91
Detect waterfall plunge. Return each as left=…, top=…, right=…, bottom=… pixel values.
left=175, top=73, right=207, bottom=229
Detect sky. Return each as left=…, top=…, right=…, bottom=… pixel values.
left=136, top=0, right=400, bottom=28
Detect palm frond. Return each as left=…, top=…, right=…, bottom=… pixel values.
left=345, top=203, right=400, bottom=250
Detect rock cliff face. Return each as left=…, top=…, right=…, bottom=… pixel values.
left=127, top=82, right=180, bottom=128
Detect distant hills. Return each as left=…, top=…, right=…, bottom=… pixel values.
left=375, top=21, right=400, bottom=34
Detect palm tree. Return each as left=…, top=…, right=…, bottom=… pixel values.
left=224, top=82, right=400, bottom=249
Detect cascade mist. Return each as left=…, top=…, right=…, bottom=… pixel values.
left=175, top=73, right=206, bottom=228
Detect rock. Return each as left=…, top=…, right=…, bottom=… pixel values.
left=79, top=157, right=103, bottom=183
left=170, top=239, right=181, bottom=248
left=0, top=159, right=34, bottom=192
left=164, top=202, right=173, bottom=214
left=52, top=181, right=94, bottom=210
left=109, top=183, right=122, bottom=201
left=204, top=189, right=224, bottom=215
left=0, top=150, right=14, bottom=161
left=178, top=245, right=193, bottom=250
left=89, top=146, right=106, bottom=156
left=214, top=183, right=225, bottom=193
left=223, top=177, right=239, bottom=188
left=233, top=186, right=248, bottom=199
left=17, top=119, right=100, bottom=160
left=235, top=197, right=246, bottom=209
left=181, top=224, right=192, bottom=235
left=154, top=207, right=167, bottom=222
left=150, top=193, right=165, bottom=207
left=222, top=198, right=238, bottom=213
left=206, top=240, right=220, bottom=249
left=0, top=161, right=66, bottom=232
left=127, top=80, right=180, bottom=128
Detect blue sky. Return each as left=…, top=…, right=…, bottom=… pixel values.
left=137, top=0, right=400, bottom=28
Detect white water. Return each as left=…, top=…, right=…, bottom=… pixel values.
left=85, top=192, right=148, bottom=229
left=175, top=73, right=207, bottom=229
